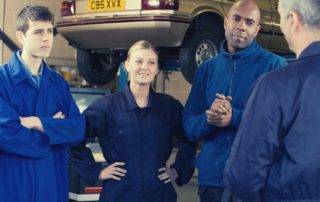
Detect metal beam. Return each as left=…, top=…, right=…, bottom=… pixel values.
left=0, top=29, right=19, bottom=52
left=0, top=0, right=4, bottom=63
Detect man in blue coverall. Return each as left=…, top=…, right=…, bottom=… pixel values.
left=224, top=0, right=320, bottom=201
left=0, top=5, right=85, bottom=202
left=183, top=0, right=287, bottom=201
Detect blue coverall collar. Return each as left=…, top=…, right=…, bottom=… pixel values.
left=8, top=50, right=54, bottom=87
left=299, top=41, right=320, bottom=59
left=220, top=39, right=258, bottom=59
left=124, top=84, right=160, bottom=112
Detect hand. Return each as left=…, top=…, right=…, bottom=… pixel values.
left=99, top=162, right=127, bottom=181
left=158, top=167, right=178, bottom=184
left=206, top=109, right=232, bottom=127
left=210, top=94, right=227, bottom=112
left=53, top=111, right=65, bottom=119
left=207, top=94, right=232, bottom=127
left=210, top=94, right=232, bottom=115
left=216, top=93, right=232, bottom=102
left=19, top=116, right=44, bottom=132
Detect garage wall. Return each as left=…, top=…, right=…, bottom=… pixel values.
left=156, top=71, right=191, bottom=105
left=1, top=0, right=76, bottom=66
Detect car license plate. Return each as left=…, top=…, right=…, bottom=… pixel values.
left=88, top=0, right=125, bottom=12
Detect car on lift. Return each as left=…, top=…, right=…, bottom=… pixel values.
left=57, top=0, right=289, bottom=85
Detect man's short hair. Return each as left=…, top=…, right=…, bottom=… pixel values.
left=281, top=0, right=320, bottom=29
left=16, top=5, right=55, bottom=33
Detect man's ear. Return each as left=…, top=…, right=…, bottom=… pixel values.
left=290, top=11, right=302, bottom=34
left=224, top=18, right=228, bottom=30
left=254, top=24, right=261, bottom=37
left=16, top=31, right=25, bottom=45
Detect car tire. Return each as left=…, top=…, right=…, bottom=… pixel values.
left=179, top=30, right=221, bottom=84
left=77, top=49, right=120, bottom=85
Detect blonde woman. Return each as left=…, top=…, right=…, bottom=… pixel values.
left=70, top=40, right=196, bottom=202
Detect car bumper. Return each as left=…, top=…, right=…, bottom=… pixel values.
left=57, top=16, right=191, bottom=49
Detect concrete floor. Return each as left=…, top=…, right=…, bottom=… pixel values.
left=174, top=177, right=200, bottom=202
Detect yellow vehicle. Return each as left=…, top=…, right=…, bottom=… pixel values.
left=57, top=0, right=289, bottom=84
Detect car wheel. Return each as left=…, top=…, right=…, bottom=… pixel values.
left=77, top=49, right=120, bottom=85
left=179, top=30, right=221, bottom=84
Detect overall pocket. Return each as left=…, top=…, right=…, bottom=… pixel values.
left=108, top=126, right=136, bottom=160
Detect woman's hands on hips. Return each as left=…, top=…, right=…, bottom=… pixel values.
left=99, top=162, right=127, bottom=181
left=158, top=167, right=178, bottom=183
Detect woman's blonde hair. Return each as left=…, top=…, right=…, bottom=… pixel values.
left=126, top=40, right=159, bottom=61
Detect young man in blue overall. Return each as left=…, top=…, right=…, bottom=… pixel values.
left=0, top=5, right=84, bottom=202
